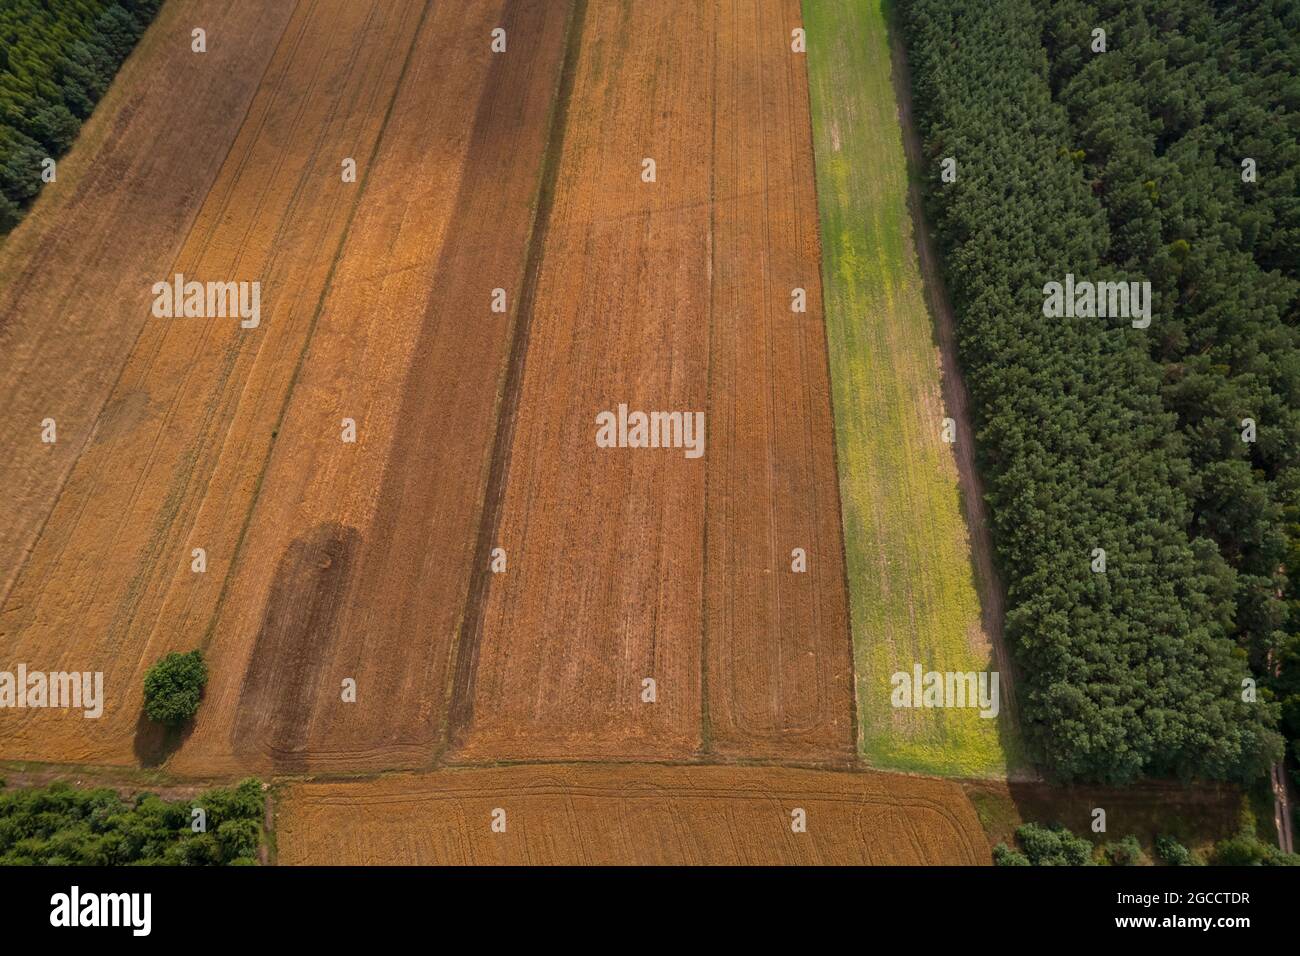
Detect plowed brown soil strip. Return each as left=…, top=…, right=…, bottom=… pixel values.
left=705, top=0, right=852, bottom=760
left=0, top=0, right=295, bottom=602
left=277, top=763, right=985, bottom=864
left=168, top=0, right=576, bottom=776
left=451, top=0, right=852, bottom=763
left=0, top=0, right=428, bottom=765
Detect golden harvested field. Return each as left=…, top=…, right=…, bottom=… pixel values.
left=2, top=0, right=857, bottom=774
left=0, top=0, right=294, bottom=603
left=447, top=0, right=715, bottom=762
left=450, top=0, right=853, bottom=765
left=705, top=0, right=852, bottom=761
left=169, top=0, right=575, bottom=776
left=276, top=764, right=987, bottom=865
left=2, top=0, right=434, bottom=765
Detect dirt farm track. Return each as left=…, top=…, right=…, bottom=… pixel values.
left=0, top=0, right=1032, bottom=863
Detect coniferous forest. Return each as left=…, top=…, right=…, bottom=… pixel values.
left=902, top=0, right=1300, bottom=784
left=0, top=0, right=163, bottom=233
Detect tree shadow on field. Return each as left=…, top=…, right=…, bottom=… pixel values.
left=964, top=776, right=1245, bottom=859
left=233, top=521, right=358, bottom=774
left=133, top=709, right=196, bottom=768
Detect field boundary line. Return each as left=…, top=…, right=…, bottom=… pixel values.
left=798, top=0, right=860, bottom=762
left=698, top=0, right=721, bottom=757
left=4, top=750, right=1229, bottom=793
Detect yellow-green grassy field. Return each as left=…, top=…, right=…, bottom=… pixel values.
left=803, top=0, right=1020, bottom=775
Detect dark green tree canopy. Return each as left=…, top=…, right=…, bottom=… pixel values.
left=902, top=0, right=1296, bottom=783
left=0, top=0, right=164, bottom=230
left=143, top=649, right=208, bottom=727
left=0, top=777, right=264, bottom=865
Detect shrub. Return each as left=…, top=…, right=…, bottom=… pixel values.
left=1101, top=835, right=1148, bottom=866
left=1015, top=823, right=1094, bottom=866
left=1213, top=834, right=1270, bottom=866
left=1213, top=832, right=1300, bottom=866
left=1154, top=835, right=1195, bottom=866
left=993, top=843, right=1030, bottom=866
left=142, top=650, right=208, bottom=726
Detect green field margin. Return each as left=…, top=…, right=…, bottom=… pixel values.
left=802, top=0, right=1021, bottom=776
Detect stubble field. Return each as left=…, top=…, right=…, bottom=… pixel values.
left=449, top=0, right=854, bottom=766
left=2, top=0, right=428, bottom=764
left=169, top=0, right=576, bottom=777
left=277, top=764, right=987, bottom=865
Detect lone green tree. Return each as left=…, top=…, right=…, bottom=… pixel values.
left=143, top=650, right=208, bottom=726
